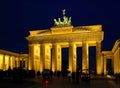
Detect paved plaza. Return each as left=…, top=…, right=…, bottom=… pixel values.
left=0, top=76, right=120, bottom=88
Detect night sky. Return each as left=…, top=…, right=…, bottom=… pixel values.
left=0, top=0, right=120, bottom=55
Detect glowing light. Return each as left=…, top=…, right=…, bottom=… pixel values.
left=5, top=55, right=9, bottom=70
left=45, top=80, right=49, bottom=85
left=0, top=54, right=3, bottom=69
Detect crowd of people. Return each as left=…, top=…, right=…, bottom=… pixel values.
left=0, top=66, right=82, bottom=83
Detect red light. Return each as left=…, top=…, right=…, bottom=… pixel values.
left=45, top=80, right=49, bottom=84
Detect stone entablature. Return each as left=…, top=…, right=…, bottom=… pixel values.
left=28, top=25, right=102, bottom=36
left=73, top=25, right=102, bottom=32
left=0, top=49, right=28, bottom=58
left=27, top=32, right=103, bottom=44
left=0, top=49, right=19, bottom=56
left=102, top=51, right=113, bottom=58
left=26, top=25, right=104, bottom=44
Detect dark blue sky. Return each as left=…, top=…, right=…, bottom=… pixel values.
left=0, top=0, right=120, bottom=53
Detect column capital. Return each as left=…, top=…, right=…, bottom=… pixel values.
left=29, top=44, right=40, bottom=47
left=69, top=41, right=75, bottom=44
left=69, top=42, right=76, bottom=46
left=52, top=43, right=59, bottom=46
left=96, top=41, right=101, bottom=43
left=82, top=42, right=89, bottom=46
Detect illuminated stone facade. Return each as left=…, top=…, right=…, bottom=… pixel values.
left=0, top=49, right=28, bottom=70
left=102, top=51, right=113, bottom=75
left=112, top=39, right=120, bottom=74
left=26, top=25, right=104, bottom=75
left=102, top=39, right=120, bottom=75
left=1, top=25, right=120, bottom=75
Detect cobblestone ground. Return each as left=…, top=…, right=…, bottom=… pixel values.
left=0, top=76, right=120, bottom=88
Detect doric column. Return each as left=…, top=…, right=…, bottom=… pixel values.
left=34, top=44, right=40, bottom=72
left=12, top=56, right=15, bottom=69
left=45, top=44, right=51, bottom=70
left=29, top=44, right=41, bottom=71
left=0, top=54, right=3, bottom=69
left=82, top=42, right=89, bottom=73
left=41, top=44, right=51, bottom=70
left=52, top=44, right=62, bottom=71
left=21, top=58, right=24, bottom=68
left=40, top=44, right=45, bottom=72
left=57, top=45, right=62, bottom=71
left=14, top=57, right=17, bottom=67
left=9, top=56, right=11, bottom=67
left=96, top=42, right=103, bottom=75
left=52, top=43, right=57, bottom=72
left=16, top=57, right=19, bottom=68
left=69, top=43, right=77, bottom=72
left=52, top=44, right=62, bottom=72
left=4, top=55, right=9, bottom=70
left=37, top=44, right=43, bottom=73
left=113, top=53, right=117, bottom=74
left=103, top=55, right=107, bottom=75
left=26, top=56, right=29, bottom=70
left=41, top=44, right=45, bottom=70
left=3, top=54, right=5, bottom=71
left=28, top=44, right=35, bottom=70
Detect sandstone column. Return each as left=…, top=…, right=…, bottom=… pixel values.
left=82, top=42, right=89, bottom=73
left=41, top=44, right=51, bottom=70
left=45, top=44, right=51, bottom=70
left=52, top=43, right=57, bottom=72
left=34, top=44, right=40, bottom=72
left=3, top=54, right=5, bottom=71
left=12, top=56, right=15, bottom=69
left=56, top=45, right=62, bottom=71
left=69, top=43, right=77, bottom=72
left=40, top=44, right=45, bottom=72
left=38, top=44, right=43, bottom=73
left=96, top=42, right=103, bottom=75
left=8, top=56, right=11, bottom=68
left=16, top=57, right=19, bottom=68
left=29, top=44, right=41, bottom=71
left=28, top=44, right=34, bottom=70
left=103, top=55, right=107, bottom=75
left=10, top=56, right=13, bottom=69
left=52, top=44, right=62, bottom=72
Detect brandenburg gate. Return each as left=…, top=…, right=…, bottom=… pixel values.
left=26, top=10, right=104, bottom=75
